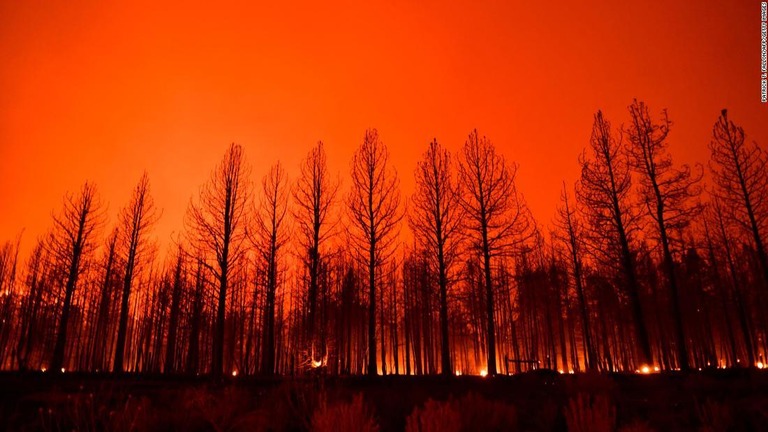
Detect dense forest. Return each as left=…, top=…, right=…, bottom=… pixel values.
left=0, top=99, right=766, bottom=378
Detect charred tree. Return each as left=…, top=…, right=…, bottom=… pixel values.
left=709, top=110, right=768, bottom=291
left=625, top=100, right=703, bottom=370
left=293, top=142, right=339, bottom=362
left=253, top=163, right=290, bottom=375
left=554, top=183, right=596, bottom=370
left=114, top=172, right=159, bottom=373
left=164, top=249, right=185, bottom=373
left=186, top=143, right=251, bottom=377
left=347, top=129, right=402, bottom=376
left=49, top=182, right=102, bottom=372
left=577, top=111, right=652, bottom=367
left=458, top=129, right=531, bottom=376
left=409, top=139, right=463, bottom=376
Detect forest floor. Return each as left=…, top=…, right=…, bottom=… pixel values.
left=1, top=369, right=767, bottom=431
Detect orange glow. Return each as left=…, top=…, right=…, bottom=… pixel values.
left=310, top=354, right=327, bottom=369
left=479, top=369, right=488, bottom=378
left=0, top=1, right=764, bottom=250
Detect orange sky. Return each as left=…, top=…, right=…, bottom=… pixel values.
left=1, top=1, right=765, bottom=254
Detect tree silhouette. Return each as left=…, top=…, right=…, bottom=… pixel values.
left=90, top=228, right=120, bottom=371
left=253, top=162, right=290, bottom=375
left=186, top=143, right=251, bottom=377
left=409, top=138, right=463, bottom=376
left=292, top=142, right=339, bottom=363
left=113, top=172, right=159, bottom=373
left=458, top=129, right=531, bottom=376
left=14, top=238, right=47, bottom=370
left=347, top=129, right=402, bottom=376
left=164, top=247, right=185, bottom=373
left=709, top=110, right=768, bottom=291
left=2, top=108, right=767, bottom=377
left=186, top=256, right=208, bottom=374
left=577, top=111, right=652, bottom=368
left=0, top=235, right=21, bottom=368
left=49, top=182, right=103, bottom=372
left=625, top=100, right=703, bottom=370
left=708, top=197, right=757, bottom=366
left=554, top=183, right=595, bottom=370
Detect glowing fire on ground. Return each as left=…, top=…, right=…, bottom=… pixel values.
left=637, top=365, right=658, bottom=374
left=479, top=369, right=488, bottom=377
left=310, top=354, right=327, bottom=369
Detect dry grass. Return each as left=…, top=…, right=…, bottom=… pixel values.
left=564, top=393, right=615, bottom=432
left=311, top=393, right=379, bottom=432
left=695, top=399, right=732, bottom=432
left=618, top=420, right=656, bottom=432
left=405, top=398, right=461, bottom=432
left=181, top=386, right=265, bottom=432
left=458, top=392, right=518, bottom=431
left=405, top=392, right=517, bottom=432
left=275, top=379, right=327, bottom=430
left=37, top=390, right=151, bottom=432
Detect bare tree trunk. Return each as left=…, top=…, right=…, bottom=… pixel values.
left=51, top=183, right=101, bottom=373
left=458, top=130, right=531, bottom=376
left=347, top=129, right=402, bottom=376
left=187, top=143, right=250, bottom=377
left=165, top=252, right=184, bottom=373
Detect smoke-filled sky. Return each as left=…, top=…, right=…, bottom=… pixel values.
left=1, top=0, right=765, bottom=253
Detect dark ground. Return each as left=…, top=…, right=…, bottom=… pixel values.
left=1, top=369, right=767, bottom=431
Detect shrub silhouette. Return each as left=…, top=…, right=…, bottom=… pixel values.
left=405, top=398, right=461, bottom=432
left=696, top=399, right=732, bottom=432
left=311, top=393, right=379, bottom=432
left=564, top=393, right=615, bottom=432
left=405, top=392, right=517, bottom=432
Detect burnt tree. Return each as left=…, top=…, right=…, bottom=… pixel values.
left=409, top=139, right=463, bottom=376
left=292, top=142, right=338, bottom=362
left=114, top=172, right=159, bottom=373
left=49, top=182, right=102, bottom=372
left=577, top=111, right=652, bottom=367
left=709, top=110, right=768, bottom=291
left=186, top=143, right=251, bottom=376
left=625, top=100, right=703, bottom=370
left=458, top=129, right=531, bottom=376
left=347, top=129, right=402, bottom=376
left=253, top=162, right=290, bottom=375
